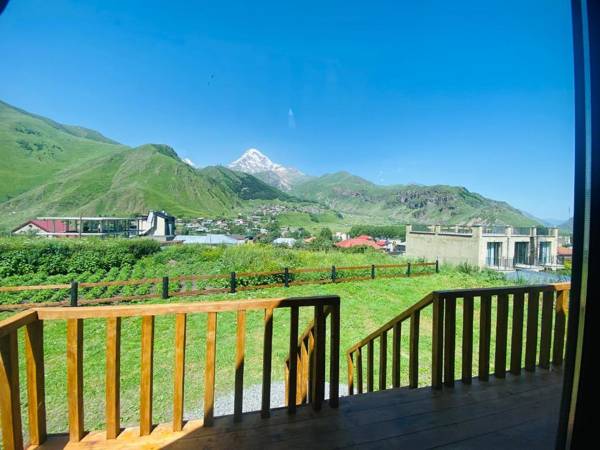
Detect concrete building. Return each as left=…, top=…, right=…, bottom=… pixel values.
left=405, top=225, right=560, bottom=270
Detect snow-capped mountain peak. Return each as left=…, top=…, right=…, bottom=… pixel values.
left=228, top=148, right=306, bottom=191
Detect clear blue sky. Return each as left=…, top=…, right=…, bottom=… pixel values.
left=0, top=0, right=574, bottom=220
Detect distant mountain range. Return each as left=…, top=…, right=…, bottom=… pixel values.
left=0, top=99, right=550, bottom=232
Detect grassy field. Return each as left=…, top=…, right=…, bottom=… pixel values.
left=1, top=268, right=518, bottom=442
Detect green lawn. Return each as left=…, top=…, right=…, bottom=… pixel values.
left=2, top=269, right=518, bottom=442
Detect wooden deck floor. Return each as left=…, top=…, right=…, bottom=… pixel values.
left=35, top=368, right=563, bottom=450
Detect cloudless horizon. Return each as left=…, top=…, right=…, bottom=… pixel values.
left=0, top=0, right=574, bottom=220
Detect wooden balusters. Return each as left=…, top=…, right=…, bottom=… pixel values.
left=443, top=295, right=456, bottom=387
left=0, top=330, right=23, bottom=450
left=367, top=340, right=374, bottom=392
left=25, top=320, right=46, bottom=445
left=431, top=297, right=442, bottom=389
left=173, top=314, right=187, bottom=431
left=301, top=335, right=310, bottom=402
left=261, top=308, right=274, bottom=418
left=287, top=307, right=299, bottom=413
left=379, top=331, right=387, bottom=390
left=478, top=294, right=491, bottom=381
left=461, top=294, right=474, bottom=383
left=510, top=292, right=525, bottom=375
left=234, top=310, right=246, bottom=421
left=140, top=316, right=155, bottom=436
left=539, top=291, right=554, bottom=369
left=357, top=347, right=364, bottom=394
left=494, top=294, right=509, bottom=378
left=525, top=289, right=540, bottom=372
left=392, top=322, right=401, bottom=388
left=347, top=353, right=355, bottom=396
left=203, top=312, right=217, bottom=426
left=67, top=318, right=84, bottom=442
left=553, top=289, right=568, bottom=366
left=106, top=317, right=121, bottom=439
left=312, top=304, right=326, bottom=410
left=409, top=310, right=420, bottom=388
left=330, top=301, right=340, bottom=408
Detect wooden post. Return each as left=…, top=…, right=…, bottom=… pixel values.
left=494, top=294, right=509, bottom=378
left=172, top=314, right=186, bottom=431
left=0, top=331, right=23, bottom=450
left=161, top=276, right=169, bottom=299
left=284, top=267, right=290, bottom=287
left=230, top=272, right=237, bottom=293
left=106, top=317, right=121, bottom=439
left=479, top=294, right=492, bottom=381
left=330, top=299, right=340, bottom=408
left=462, top=295, right=474, bottom=383
left=371, top=264, right=376, bottom=279
left=66, top=319, right=84, bottom=442
left=331, top=265, right=337, bottom=283
left=409, top=310, right=420, bottom=388
left=140, top=316, right=154, bottom=436
left=407, top=262, right=412, bottom=277
left=379, top=331, right=387, bottom=390
left=203, top=313, right=217, bottom=426
left=261, top=308, right=273, bottom=418
left=443, top=295, right=456, bottom=387
left=431, top=296, right=444, bottom=389
left=287, top=306, right=299, bottom=413
left=25, top=320, right=46, bottom=445
left=234, top=311, right=245, bottom=422
left=435, top=259, right=439, bottom=273
left=392, top=321, right=401, bottom=388
left=70, top=281, right=78, bottom=307
left=312, top=304, right=326, bottom=410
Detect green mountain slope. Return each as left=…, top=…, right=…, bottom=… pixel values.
left=0, top=101, right=295, bottom=231
left=291, top=172, right=538, bottom=226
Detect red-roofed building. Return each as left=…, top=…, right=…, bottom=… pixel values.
left=12, top=219, right=69, bottom=236
left=335, top=235, right=385, bottom=250
left=557, top=246, right=573, bottom=264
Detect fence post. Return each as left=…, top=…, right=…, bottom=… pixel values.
left=407, top=262, right=412, bottom=277
left=435, top=259, right=439, bottom=273
left=161, top=276, right=169, bottom=299
left=70, top=281, right=78, bottom=307
left=331, top=265, right=337, bottom=283
left=371, top=264, right=376, bottom=279
left=230, top=272, right=237, bottom=293
left=284, top=267, right=290, bottom=288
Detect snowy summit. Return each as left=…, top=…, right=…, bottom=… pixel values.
left=228, top=148, right=306, bottom=191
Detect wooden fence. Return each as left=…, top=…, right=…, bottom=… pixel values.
left=0, top=261, right=438, bottom=311
left=345, top=282, right=570, bottom=395
left=0, top=295, right=340, bottom=450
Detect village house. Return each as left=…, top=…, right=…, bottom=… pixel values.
left=405, top=224, right=560, bottom=270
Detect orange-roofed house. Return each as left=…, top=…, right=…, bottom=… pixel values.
left=335, top=235, right=385, bottom=250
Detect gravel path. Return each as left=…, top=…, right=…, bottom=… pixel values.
left=188, top=382, right=349, bottom=419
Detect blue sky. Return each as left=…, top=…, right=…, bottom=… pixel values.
left=0, top=0, right=574, bottom=220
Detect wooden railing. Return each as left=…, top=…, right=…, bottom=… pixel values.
left=346, top=283, right=570, bottom=395
left=283, top=306, right=337, bottom=409
left=0, top=295, right=340, bottom=450
left=0, top=261, right=438, bottom=311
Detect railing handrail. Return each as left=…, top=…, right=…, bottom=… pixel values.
left=346, top=292, right=434, bottom=354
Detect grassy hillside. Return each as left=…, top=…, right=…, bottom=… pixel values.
left=292, top=172, right=539, bottom=226
left=0, top=101, right=297, bottom=231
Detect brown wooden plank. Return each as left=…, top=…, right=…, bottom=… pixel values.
left=66, top=319, right=84, bottom=442
left=539, top=290, right=554, bottom=369
left=510, top=292, right=525, bottom=375
left=379, top=330, right=387, bottom=390
left=347, top=353, right=354, bottom=396
left=312, top=304, right=326, bottom=410
left=356, top=348, right=363, bottom=394
left=287, top=306, right=299, bottom=413
left=494, top=293, right=509, bottom=378
left=172, top=314, right=186, bottom=431
left=431, top=297, right=443, bottom=389
left=409, top=310, right=420, bottom=389
left=461, top=294, right=474, bottom=383
left=233, top=310, right=246, bottom=421
left=525, top=289, right=539, bottom=372
left=329, top=301, right=340, bottom=408
left=443, top=295, right=456, bottom=387
left=204, top=312, right=217, bottom=426
left=0, top=331, right=23, bottom=450
left=392, top=321, right=401, bottom=388
left=105, top=317, right=121, bottom=439
left=25, top=320, right=46, bottom=445
left=261, top=308, right=274, bottom=418
left=301, top=338, right=309, bottom=402
left=0, top=310, right=38, bottom=338
left=140, top=316, right=154, bottom=436
left=552, top=290, right=567, bottom=366
left=478, top=294, right=491, bottom=381
left=367, top=340, right=374, bottom=392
